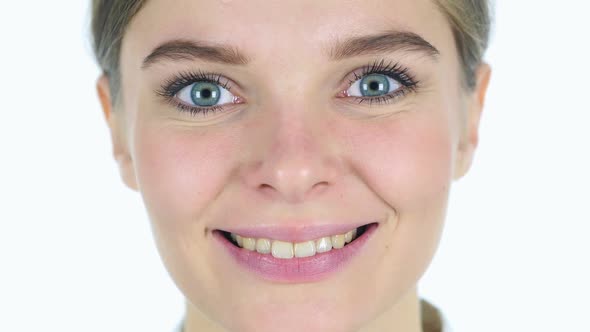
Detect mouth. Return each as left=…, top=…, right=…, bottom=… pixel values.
left=212, top=222, right=379, bottom=283
left=221, top=223, right=370, bottom=258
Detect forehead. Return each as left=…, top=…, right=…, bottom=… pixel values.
left=123, top=0, right=453, bottom=66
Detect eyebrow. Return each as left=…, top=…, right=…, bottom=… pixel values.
left=142, top=30, right=439, bottom=69
left=142, top=39, right=250, bottom=69
left=327, top=30, right=440, bottom=60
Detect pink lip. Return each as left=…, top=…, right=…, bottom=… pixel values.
left=212, top=223, right=378, bottom=283
left=219, top=222, right=370, bottom=243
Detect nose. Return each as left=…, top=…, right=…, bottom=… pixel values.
left=241, top=109, right=342, bottom=204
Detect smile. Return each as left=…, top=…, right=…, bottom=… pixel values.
left=226, top=226, right=362, bottom=258
left=213, top=222, right=379, bottom=283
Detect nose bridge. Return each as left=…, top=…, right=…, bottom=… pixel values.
left=242, top=100, right=341, bottom=204
left=274, top=102, right=319, bottom=154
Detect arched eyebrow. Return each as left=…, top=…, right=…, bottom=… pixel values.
left=142, top=39, right=249, bottom=68
left=327, top=30, right=440, bottom=60
left=141, top=30, right=439, bottom=69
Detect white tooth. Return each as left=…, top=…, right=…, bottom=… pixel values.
left=315, top=237, right=333, bottom=253
left=256, top=238, right=272, bottom=254
left=230, top=233, right=237, bottom=242
left=331, top=234, right=345, bottom=249
left=294, top=241, right=316, bottom=258
left=242, top=237, right=256, bottom=251
left=235, top=235, right=244, bottom=247
left=344, top=230, right=354, bottom=243
left=272, top=240, right=294, bottom=259
left=351, top=228, right=357, bottom=241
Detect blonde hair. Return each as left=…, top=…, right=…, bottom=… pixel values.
left=91, top=0, right=492, bottom=102
left=434, top=0, right=492, bottom=89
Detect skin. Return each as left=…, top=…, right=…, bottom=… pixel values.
left=96, top=0, right=491, bottom=331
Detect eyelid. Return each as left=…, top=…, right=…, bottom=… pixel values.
left=343, top=60, right=417, bottom=86
left=155, top=70, right=247, bottom=118
left=155, top=59, right=418, bottom=118
left=156, top=70, right=246, bottom=100
left=336, top=59, right=419, bottom=100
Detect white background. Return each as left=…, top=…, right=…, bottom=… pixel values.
left=0, top=1, right=589, bottom=331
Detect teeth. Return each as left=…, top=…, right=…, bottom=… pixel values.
left=331, top=234, right=345, bottom=249
left=256, top=238, right=271, bottom=254
left=235, top=235, right=244, bottom=247
left=242, top=237, right=256, bottom=251
left=344, top=229, right=356, bottom=243
left=315, top=237, right=333, bottom=253
left=272, top=240, right=294, bottom=259
left=230, top=227, right=361, bottom=259
left=294, top=241, right=316, bottom=258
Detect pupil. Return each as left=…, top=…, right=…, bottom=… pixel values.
left=201, top=89, right=212, bottom=99
left=369, top=81, right=380, bottom=91
left=360, top=74, right=389, bottom=97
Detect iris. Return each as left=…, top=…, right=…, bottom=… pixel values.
left=360, top=74, right=390, bottom=97
left=191, top=82, right=221, bottom=107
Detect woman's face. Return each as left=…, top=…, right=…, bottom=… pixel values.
left=103, top=0, right=487, bottom=331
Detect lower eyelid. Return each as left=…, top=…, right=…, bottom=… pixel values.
left=345, top=87, right=414, bottom=104
left=158, top=71, right=417, bottom=117
left=168, top=94, right=247, bottom=117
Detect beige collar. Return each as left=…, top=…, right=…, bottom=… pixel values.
left=174, top=299, right=450, bottom=332
left=421, top=299, right=450, bottom=332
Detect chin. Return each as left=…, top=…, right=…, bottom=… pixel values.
left=224, top=305, right=364, bottom=332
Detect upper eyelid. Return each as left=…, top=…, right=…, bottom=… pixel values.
left=339, top=68, right=418, bottom=96
left=156, top=71, right=243, bottom=100
left=158, top=60, right=416, bottom=99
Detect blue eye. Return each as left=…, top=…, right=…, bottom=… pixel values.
left=177, top=81, right=235, bottom=108
left=347, top=73, right=401, bottom=98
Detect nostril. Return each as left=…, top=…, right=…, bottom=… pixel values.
left=259, top=184, right=273, bottom=190
left=258, top=183, right=278, bottom=197
left=311, top=181, right=330, bottom=193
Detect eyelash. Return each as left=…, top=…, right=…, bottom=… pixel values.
left=156, top=70, right=233, bottom=117
left=346, top=59, right=419, bottom=106
left=156, top=59, right=419, bottom=117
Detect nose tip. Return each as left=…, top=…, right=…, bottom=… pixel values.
left=240, top=102, right=342, bottom=204
left=241, top=131, right=341, bottom=204
left=257, top=164, right=333, bottom=203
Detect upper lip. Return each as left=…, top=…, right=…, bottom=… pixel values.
left=217, top=221, right=374, bottom=242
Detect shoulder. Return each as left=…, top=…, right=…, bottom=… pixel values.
left=421, top=299, right=451, bottom=332
left=174, top=300, right=450, bottom=332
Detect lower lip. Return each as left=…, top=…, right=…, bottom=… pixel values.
left=212, top=223, right=379, bottom=283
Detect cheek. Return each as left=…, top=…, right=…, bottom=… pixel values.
left=349, top=109, right=454, bottom=273
left=342, top=110, right=455, bottom=308
left=131, top=120, right=243, bottom=318
left=346, top=111, right=455, bottom=212
left=132, top=120, right=238, bottom=231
